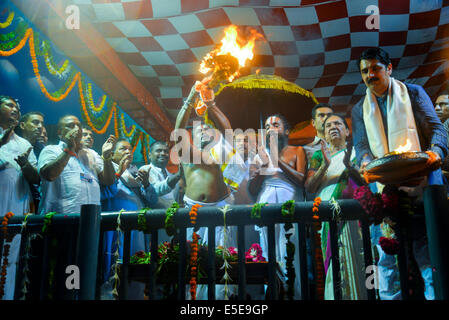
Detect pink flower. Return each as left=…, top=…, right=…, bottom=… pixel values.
left=228, top=247, right=237, bottom=256
left=381, top=186, right=399, bottom=210
left=245, top=244, right=266, bottom=262
left=353, top=186, right=372, bottom=201
left=379, top=237, right=400, bottom=255
left=353, top=186, right=385, bottom=224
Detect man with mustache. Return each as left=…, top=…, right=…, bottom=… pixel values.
left=0, top=95, right=40, bottom=300
left=38, top=115, right=117, bottom=215
left=139, top=141, right=183, bottom=209
left=303, top=103, right=334, bottom=163
left=80, top=126, right=104, bottom=173
left=352, top=47, right=447, bottom=174
left=100, top=139, right=158, bottom=299
left=248, top=114, right=307, bottom=299
left=351, top=47, right=448, bottom=300
left=17, top=111, right=46, bottom=158
left=16, top=111, right=47, bottom=212
left=80, top=126, right=95, bottom=150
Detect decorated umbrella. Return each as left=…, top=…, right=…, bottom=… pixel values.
left=214, top=74, right=318, bottom=138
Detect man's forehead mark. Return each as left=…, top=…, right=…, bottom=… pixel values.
left=266, top=116, right=281, bottom=125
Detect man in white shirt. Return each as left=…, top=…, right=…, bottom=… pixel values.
left=139, top=141, right=183, bottom=209
left=0, top=95, right=40, bottom=300
left=80, top=126, right=104, bottom=173
left=38, top=115, right=116, bottom=215
left=138, top=141, right=183, bottom=245
left=303, top=103, right=334, bottom=164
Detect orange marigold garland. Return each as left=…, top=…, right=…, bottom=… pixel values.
left=188, top=204, right=202, bottom=300
left=0, top=212, right=14, bottom=299
left=311, top=197, right=325, bottom=300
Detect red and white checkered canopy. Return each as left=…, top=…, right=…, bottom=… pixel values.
left=72, top=0, right=449, bottom=123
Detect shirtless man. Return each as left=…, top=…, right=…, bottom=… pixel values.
left=175, top=83, right=234, bottom=207
left=174, top=82, right=241, bottom=299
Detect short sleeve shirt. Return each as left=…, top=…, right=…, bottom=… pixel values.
left=38, top=141, right=101, bottom=214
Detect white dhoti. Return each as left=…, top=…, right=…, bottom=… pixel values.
left=183, top=194, right=237, bottom=300
left=255, top=178, right=303, bottom=299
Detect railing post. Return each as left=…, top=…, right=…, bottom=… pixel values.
left=76, top=204, right=101, bottom=300
left=423, top=185, right=449, bottom=300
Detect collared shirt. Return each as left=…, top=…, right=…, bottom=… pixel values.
left=140, top=163, right=176, bottom=209
left=85, top=147, right=104, bottom=173
left=352, top=82, right=448, bottom=165
left=0, top=129, right=37, bottom=216
left=375, top=94, right=389, bottom=137
left=38, top=141, right=101, bottom=214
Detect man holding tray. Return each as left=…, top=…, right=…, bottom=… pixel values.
left=352, top=48, right=447, bottom=176
left=351, top=47, right=448, bottom=300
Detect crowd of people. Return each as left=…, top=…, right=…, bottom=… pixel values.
left=1, top=47, right=448, bottom=300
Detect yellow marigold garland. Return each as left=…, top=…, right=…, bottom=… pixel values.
left=44, top=50, right=70, bottom=78
left=1, top=22, right=145, bottom=158
left=120, top=112, right=136, bottom=137
left=0, top=11, right=14, bottom=29
left=141, top=134, right=149, bottom=164
left=132, top=132, right=143, bottom=154
left=0, top=26, right=32, bottom=56
left=86, top=83, right=108, bottom=113
left=113, top=106, right=120, bottom=138
left=27, top=30, right=80, bottom=102
left=78, top=77, right=116, bottom=135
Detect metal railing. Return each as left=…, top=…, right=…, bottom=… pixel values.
left=2, top=185, right=448, bottom=300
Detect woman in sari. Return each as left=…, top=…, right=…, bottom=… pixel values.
left=305, top=113, right=367, bottom=300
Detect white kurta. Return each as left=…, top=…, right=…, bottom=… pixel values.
left=38, top=141, right=102, bottom=215
left=0, top=130, right=37, bottom=300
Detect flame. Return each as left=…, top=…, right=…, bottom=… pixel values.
left=199, top=25, right=263, bottom=82
left=394, top=139, right=412, bottom=153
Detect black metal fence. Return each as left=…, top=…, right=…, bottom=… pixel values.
left=2, top=185, right=448, bottom=300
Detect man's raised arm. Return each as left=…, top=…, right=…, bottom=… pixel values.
left=175, top=85, right=198, bottom=130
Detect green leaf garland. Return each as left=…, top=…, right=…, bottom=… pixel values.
left=281, top=200, right=295, bottom=231
left=164, top=202, right=179, bottom=237
left=41, top=212, right=57, bottom=234
left=251, top=202, right=267, bottom=227
left=137, top=208, right=150, bottom=233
